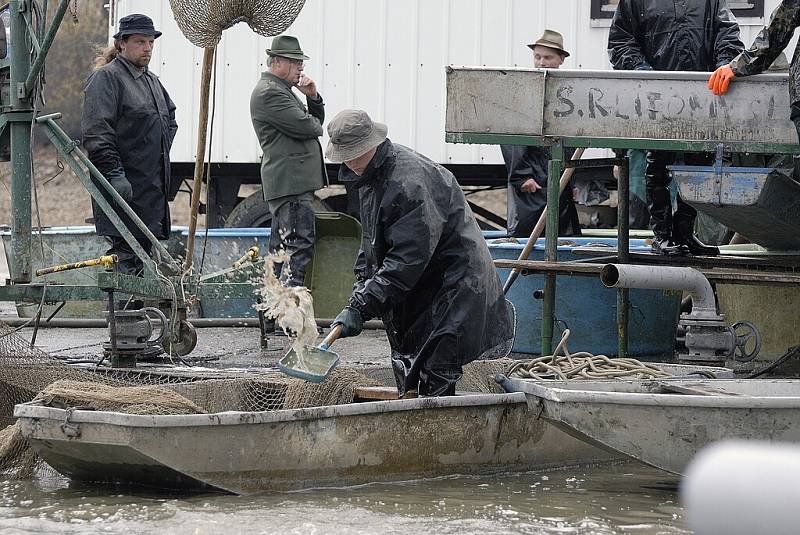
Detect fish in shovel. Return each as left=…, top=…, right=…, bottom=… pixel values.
left=278, top=325, right=342, bottom=383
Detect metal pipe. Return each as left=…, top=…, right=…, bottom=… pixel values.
left=23, top=0, right=70, bottom=95
left=0, top=317, right=385, bottom=330
left=601, top=264, right=717, bottom=318
left=35, top=255, right=117, bottom=277
left=541, top=144, right=563, bottom=355
left=9, top=0, right=32, bottom=283
left=616, top=156, right=630, bottom=358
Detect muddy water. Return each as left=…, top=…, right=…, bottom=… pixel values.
left=0, top=463, right=688, bottom=534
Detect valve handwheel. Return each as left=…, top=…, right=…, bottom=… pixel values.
left=731, top=321, right=761, bottom=363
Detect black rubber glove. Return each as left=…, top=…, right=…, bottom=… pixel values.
left=332, top=306, right=364, bottom=338
left=108, top=172, right=133, bottom=202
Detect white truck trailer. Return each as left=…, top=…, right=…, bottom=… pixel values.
left=107, top=0, right=784, bottom=227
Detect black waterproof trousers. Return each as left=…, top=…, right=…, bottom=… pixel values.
left=645, top=152, right=711, bottom=242
left=268, top=191, right=316, bottom=287
left=106, top=235, right=153, bottom=276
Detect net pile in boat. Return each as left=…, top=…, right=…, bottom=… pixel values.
left=168, top=0, right=307, bottom=48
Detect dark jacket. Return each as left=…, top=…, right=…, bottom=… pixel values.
left=250, top=72, right=327, bottom=200
left=501, top=145, right=581, bottom=238
left=344, top=140, right=514, bottom=395
left=731, top=0, right=800, bottom=104
left=608, top=0, right=743, bottom=72
left=82, top=56, right=177, bottom=240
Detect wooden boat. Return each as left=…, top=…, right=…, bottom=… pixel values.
left=498, top=376, right=800, bottom=475
left=14, top=392, right=620, bottom=494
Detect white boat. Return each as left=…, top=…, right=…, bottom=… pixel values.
left=497, top=376, right=800, bottom=475
left=14, top=392, right=620, bottom=494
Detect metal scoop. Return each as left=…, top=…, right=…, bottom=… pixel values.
left=278, top=325, right=342, bottom=383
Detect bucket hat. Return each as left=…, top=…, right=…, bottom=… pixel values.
left=527, top=29, right=570, bottom=57
left=326, top=110, right=388, bottom=163
left=113, top=14, right=162, bottom=40
left=266, top=35, right=310, bottom=61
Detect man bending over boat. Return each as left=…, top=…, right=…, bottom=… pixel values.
left=326, top=109, right=514, bottom=398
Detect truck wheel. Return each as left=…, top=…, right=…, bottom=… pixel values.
left=224, top=191, right=330, bottom=228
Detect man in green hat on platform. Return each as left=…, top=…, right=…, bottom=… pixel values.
left=250, top=35, right=327, bottom=289
left=500, top=29, right=581, bottom=239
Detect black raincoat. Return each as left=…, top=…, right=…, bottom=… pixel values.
left=608, top=0, right=743, bottom=72
left=731, top=0, right=800, bottom=105
left=343, top=140, right=514, bottom=397
left=501, top=145, right=581, bottom=238
left=82, top=55, right=178, bottom=241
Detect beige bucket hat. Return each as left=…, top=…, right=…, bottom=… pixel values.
left=527, top=29, right=570, bottom=57
left=326, top=109, right=388, bottom=163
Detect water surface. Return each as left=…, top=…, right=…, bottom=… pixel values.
left=0, top=463, right=687, bottom=534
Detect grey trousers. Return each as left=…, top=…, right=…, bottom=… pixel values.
left=267, top=191, right=315, bottom=287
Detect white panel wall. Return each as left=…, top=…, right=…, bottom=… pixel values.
left=113, top=0, right=790, bottom=167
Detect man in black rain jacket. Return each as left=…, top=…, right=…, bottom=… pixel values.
left=607, top=0, right=743, bottom=255
left=82, top=14, right=177, bottom=275
left=326, top=109, right=514, bottom=397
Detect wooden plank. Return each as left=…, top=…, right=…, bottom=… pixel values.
left=353, top=387, right=418, bottom=402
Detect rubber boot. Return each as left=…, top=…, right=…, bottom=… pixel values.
left=646, top=151, right=684, bottom=256
left=673, top=211, right=719, bottom=256
left=418, top=367, right=460, bottom=397
left=650, top=236, right=686, bottom=256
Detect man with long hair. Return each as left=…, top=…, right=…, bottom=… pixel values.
left=82, top=14, right=177, bottom=278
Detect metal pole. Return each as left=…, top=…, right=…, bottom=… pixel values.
left=23, top=0, right=70, bottom=95
left=9, top=0, right=32, bottom=283
left=617, top=155, right=630, bottom=357
left=107, top=290, right=119, bottom=367
left=541, top=142, right=563, bottom=356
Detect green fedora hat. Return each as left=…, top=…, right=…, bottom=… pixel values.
left=266, top=35, right=310, bottom=61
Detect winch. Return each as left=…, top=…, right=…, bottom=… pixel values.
left=103, top=307, right=170, bottom=367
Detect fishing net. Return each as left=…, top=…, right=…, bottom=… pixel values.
left=0, top=308, right=517, bottom=483
left=168, top=0, right=308, bottom=49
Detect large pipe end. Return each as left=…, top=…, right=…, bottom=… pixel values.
left=600, top=264, right=620, bottom=288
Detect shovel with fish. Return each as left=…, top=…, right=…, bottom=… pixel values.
left=278, top=325, right=343, bottom=382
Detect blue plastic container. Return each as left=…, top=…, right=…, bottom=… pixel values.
left=184, top=228, right=271, bottom=318
left=481, top=230, right=509, bottom=240
left=487, top=237, right=681, bottom=357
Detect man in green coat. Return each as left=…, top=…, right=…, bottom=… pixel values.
left=250, top=35, right=327, bottom=287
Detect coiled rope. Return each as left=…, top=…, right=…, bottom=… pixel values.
left=508, top=329, right=671, bottom=380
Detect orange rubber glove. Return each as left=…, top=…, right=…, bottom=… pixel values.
left=708, top=65, right=735, bottom=96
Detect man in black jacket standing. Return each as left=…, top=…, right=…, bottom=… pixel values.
left=82, top=14, right=177, bottom=276
left=501, top=30, right=581, bottom=238
left=608, top=0, right=743, bottom=255
left=326, top=109, right=514, bottom=398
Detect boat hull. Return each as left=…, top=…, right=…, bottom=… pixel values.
left=501, top=378, right=800, bottom=475
left=15, top=393, right=619, bottom=494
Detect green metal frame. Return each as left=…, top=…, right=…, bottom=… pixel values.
left=0, top=0, right=264, bottom=356
left=445, top=133, right=799, bottom=155
left=36, top=113, right=181, bottom=276
left=447, top=131, right=797, bottom=358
